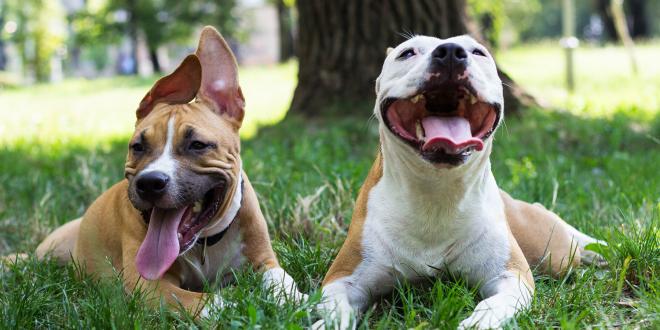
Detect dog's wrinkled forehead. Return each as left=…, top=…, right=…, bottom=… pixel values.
left=376, top=35, right=501, bottom=102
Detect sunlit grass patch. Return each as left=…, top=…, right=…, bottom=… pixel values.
left=0, top=61, right=297, bottom=146
left=498, top=41, right=660, bottom=120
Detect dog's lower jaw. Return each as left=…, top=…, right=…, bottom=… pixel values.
left=380, top=128, right=495, bottom=189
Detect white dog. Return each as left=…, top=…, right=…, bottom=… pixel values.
left=313, top=35, right=604, bottom=329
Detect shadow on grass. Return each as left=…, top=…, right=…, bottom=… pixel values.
left=1, top=108, right=658, bottom=249
left=0, top=106, right=657, bottom=327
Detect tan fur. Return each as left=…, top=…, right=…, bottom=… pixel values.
left=237, top=172, right=279, bottom=270
left=505, top=226, right=535, bottom=291
left=501, top=190, right=581, bottom=276
left=5, top=26, right=287, bottom=316
left=35, top=218, right=82, bottom=264
left=323, top=151, right=382, bottom=285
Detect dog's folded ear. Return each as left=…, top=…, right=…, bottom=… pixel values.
left=195, top=26, right=245, bottom=127
left=136, top=55, right=202, bottom=120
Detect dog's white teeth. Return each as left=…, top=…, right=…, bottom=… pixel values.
left=177, top=233, right=183, bottom=240
left=411, top=94, right=424, bottom=104
left=193, top=201, right=202, bottom=213
left=416, top=121, right=424, bottom=140
left=469, top=94, right=478, bottom=105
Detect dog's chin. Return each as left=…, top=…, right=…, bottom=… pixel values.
left=131, top=183, right=228, bottom=254
left=380, top=83, right=500, bottom=167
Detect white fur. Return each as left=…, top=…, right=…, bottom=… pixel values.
left=316, top=36, right=532, bottom=329
left=142, top=116, right=178, bottom=181
left=375, top=35, right=502, bottom=117
left=200, top=294, right=234, bottom=318
left=199, top=170, right=244, bottom=238
left=459, top=271, right=532, bottom=329
left=312, top=280, right=359, bottom=330
left=262, top=267, right=308, bottom=304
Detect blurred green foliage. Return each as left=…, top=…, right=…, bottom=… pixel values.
left=0, top=0, right=240, bottom=79
left=3, top=0, right=66, bottom=81
left=469, top=0, right=658, bottom=46
left=71, top=0, right=240, bottom=72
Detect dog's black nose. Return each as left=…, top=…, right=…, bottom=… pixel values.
left=136, top=171, right=170, bottom=201
left=431, top=43, right=467, bottom=71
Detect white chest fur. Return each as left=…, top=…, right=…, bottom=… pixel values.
left=359, top=167, right=511, bottom=286
left=176, top=221, right=245, bottom=291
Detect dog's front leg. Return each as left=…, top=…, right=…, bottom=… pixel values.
left=458, top=272, right=533, bottom=330
left=262, top=266, right=307, bottom=304
left=458, top=237, right=535, bottom=330
left=312, top=278, right=367, bottom=330
left=238, top=175, right=307, bottom=304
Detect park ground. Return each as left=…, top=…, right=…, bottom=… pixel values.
left=0, top=42, right=658, bottom=328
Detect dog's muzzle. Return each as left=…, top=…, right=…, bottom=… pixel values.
left=381, top=84, right=501, bottom=166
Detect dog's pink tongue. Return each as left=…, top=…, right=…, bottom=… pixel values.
left=135, top=208, right=185, bottom=280
left=421, top=116, right=484, bottom=154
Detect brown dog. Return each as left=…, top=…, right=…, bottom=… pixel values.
left=4, top=26, right=305, bottom=316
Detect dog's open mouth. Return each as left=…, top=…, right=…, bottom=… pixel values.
left=135, top=183, right=227, bottom=280
left=381, top=83, right=500, bottom=165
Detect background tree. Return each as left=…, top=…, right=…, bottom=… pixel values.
left=5, top=0, right=66, bottom=82
left=290, top=0, right=534, bottom=117
left=72, top=0, right=239, bottom=74
left=0, top=0, right=8, bottom=70
left=273, top=0, right=296, bottom=62
left=597, top=0, right=650, bottom=41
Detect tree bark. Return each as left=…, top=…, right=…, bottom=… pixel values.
left=149, top=47, right=161, bottom=73
left=276, top=0, right=295, bottom=62
left=627, top=0, right=649, bottom=38
left=290, top=0, right=533, bottom=117
left=596, top=0, right=650, bottom=41
left=0, top=2, right=7, bottom=71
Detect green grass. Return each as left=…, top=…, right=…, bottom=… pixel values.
left=1, top=42, right=659, bottom=328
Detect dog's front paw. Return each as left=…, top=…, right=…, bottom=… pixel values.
left=313, top=299, right=355, bottom=330
left=458, top=314, right=499, bottom=330
left=458, top=310, right=505, bottom=330
left=200, top=294, right=235, bottom=318
left=311, top=315, right=353, bottom=330
left=262, top=267, right=308, bottom=305
left=311, top=319, right=328, bottom=330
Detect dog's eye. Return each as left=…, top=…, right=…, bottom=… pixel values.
left=131, top=142, right=145, bottom=153
left=189, top=141, right=210, bottom=151
left=472, top=49, right=487, bottom=57
left=397, top=48, right=416, bottom=60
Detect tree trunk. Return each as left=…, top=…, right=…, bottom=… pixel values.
left=276, top=0, right=295, bottom=62
left=149, top=47, right=161, bottom=73
left=126, top=0, right=139, bottom=75
left=627, top=0, right=649, bottom=38
left=596, top=0, right=650, bottom=41
left=596, top=0, right=618, bottom=41
left=290, top=0, right=533, bottom=117
left=0, top=1, right=7, bottom=71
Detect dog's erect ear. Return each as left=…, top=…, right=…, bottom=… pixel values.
left=136, top=55, right=202, bottom=120
left=195, top=26, right=245, bottom=126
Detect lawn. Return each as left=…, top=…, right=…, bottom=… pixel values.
left=0, top=42, right=658, bottom=329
